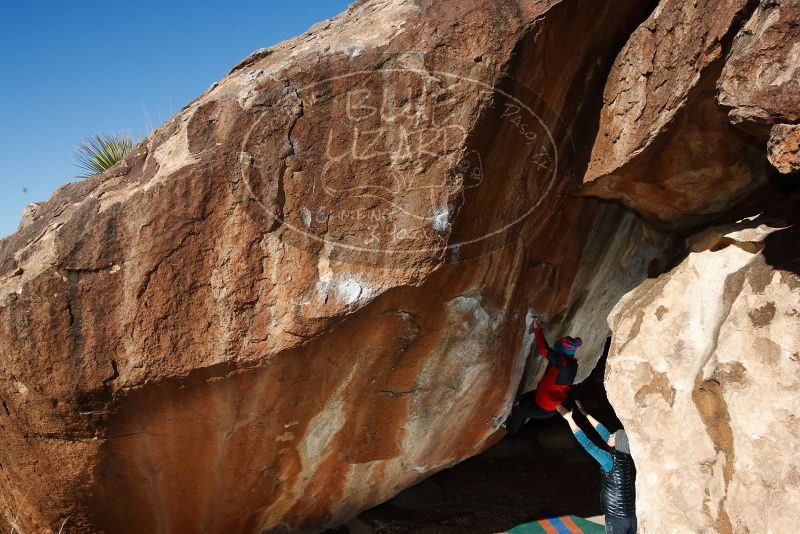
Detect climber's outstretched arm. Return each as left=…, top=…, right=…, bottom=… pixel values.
left=575, top=400, right=611, bottom=442
left=531, top=316, right=550, bottom=357
left=527, top=315, right=563, bottom=366
left=557, top=405, right=613, bottom=472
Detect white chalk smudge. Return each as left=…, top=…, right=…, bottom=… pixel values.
left=300, top=208, right=312, bottom=229
left=337, top=278, right=366, bottom=305
left=432, top=206, right=450, bottom=233
left=343, top=45, right=364, bottom=59
left=315, top=244, right=374, bottom=306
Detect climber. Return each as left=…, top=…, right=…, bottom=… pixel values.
left=557, top=401, right=637, bottom=534
left=503, top=315, right=582, bottom=435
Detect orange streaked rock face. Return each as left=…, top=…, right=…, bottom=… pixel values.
left=0, top=0, right=657, bottom=531
left=1, top=0, right=796, bottom=532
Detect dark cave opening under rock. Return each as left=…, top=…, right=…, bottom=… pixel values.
left=329, top=348, right=622, bottom=534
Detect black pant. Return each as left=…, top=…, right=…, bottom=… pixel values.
left=606, top=515, right=637, bottom=534
left=505, top=391, right=556, bottom=435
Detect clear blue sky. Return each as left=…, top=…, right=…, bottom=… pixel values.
left=0, top=1, right=352, bottom=238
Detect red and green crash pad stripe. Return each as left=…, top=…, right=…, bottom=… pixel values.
left=507, top=510, right=605, bottom=534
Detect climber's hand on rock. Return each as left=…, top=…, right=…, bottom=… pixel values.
left=575, top=400, right=588, bottom=415
left=556, top=404, right=571, bottom=418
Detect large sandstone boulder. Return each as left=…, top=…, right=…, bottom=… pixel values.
left=578, top=0, right=800, bottom=531
left=717, top=0, right=800, bottom=175
left=0, top=0, right=656, bottom=532
left=717, top=0, right=800, bottom=132
left=581, top=0, right=770, bottom=228
left=1, top=0, right=796, bottom=532
left=606, top=201, right=800, bottom=533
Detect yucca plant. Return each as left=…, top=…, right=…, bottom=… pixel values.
left=74, top=132, right=135, bottom=178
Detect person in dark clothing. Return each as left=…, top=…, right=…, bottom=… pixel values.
left=557, top=401, right=637, bottom=534
left=504, top=316, right=582, bottom=435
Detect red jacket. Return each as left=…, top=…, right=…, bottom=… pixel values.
left=532, top=326, right=578, bottom=411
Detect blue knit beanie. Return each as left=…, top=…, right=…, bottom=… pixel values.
left=557, top=336, right=583, bottom=355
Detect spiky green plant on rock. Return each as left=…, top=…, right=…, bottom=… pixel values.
left=74, top=132, right=134, bottom=178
